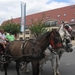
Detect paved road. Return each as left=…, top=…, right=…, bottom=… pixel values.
left=0, top=46, right=75, bottom=75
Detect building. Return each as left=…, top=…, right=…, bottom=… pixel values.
left=2, top=4, right=75, bottom=39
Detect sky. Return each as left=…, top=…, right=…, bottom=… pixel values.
left=0, top=0, right=75, bottom=25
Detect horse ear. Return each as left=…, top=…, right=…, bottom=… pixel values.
left=62, top=20, right=64, bottom=23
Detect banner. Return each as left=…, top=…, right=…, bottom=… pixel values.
left=21, top=2, right=26, bottom=32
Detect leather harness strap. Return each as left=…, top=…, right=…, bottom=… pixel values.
left=48, top=46, right=56, bottom=55
left=21, top=40, right=28, bottom=55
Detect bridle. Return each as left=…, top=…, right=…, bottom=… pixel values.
left=49, top=30, right=62, bottom=49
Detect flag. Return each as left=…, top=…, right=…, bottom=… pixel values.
left=21, top=2, right=26, bottom=32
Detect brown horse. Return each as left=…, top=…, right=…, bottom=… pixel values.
left=3, top=29, right=63, bottom=75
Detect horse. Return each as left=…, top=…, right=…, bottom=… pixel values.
left=20, top=23, right=74, bottom=75
left=34, top=24, right=73, bottom=75
left=3, top=29, right=64, bottom=75
left=40, top=23, right=73, bottom=74
left=58, top=23, right=73, bottom=52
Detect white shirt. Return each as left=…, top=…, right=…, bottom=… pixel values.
left=0, top=33, right=6, bottom=42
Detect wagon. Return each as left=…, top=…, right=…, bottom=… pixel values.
left=0, top=43, right=5, bottom=71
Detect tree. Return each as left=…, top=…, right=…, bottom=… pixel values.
left=0, top=19, right=21, bottom=35
left=29, top=18, right=47, bottom=38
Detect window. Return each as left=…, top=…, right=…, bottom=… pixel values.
left=46, top=16, right=50, bottom=19
left=25, top=37, right=29, bottom=39
left=19, top=37, right=23, bottom=40
left=45, top=21, right=57, bottom=26
left=64, top=14, right=66, bottom=16
left=25, top=31, right=29, bottom=34
left=71, top=19, right=74, bottom=22
left=25, top=25, right=29, bottom=29
left=57, top=15, right=60, bottom=17
left=50, top=21, right=57, bottom=26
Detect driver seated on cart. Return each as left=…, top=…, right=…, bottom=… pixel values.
left=0, top=29, right=7, bottom=50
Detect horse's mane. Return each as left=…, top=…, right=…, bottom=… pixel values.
left=36, top=29, right=60, bottom=41
left=36, top=31, right=51, bottom=41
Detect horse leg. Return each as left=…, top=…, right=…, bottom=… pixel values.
left=1, top=62, right=4, bottom=71
left=31, top=61, right=39, bottom=75
left=20, top=61, right=29, bottom=73
left=55, top=52, right=63, bottom=75
left=51, top=59, right=57, bottom=75
left=24, top=62, right=29, bottom=73
left=39, top=58, right=46, bottom=75
left=39, top=63, right=43, bottom=75
left=56, top=54, right=60, bottom=75
left=3, top=62, right=9, bottom=75
left=16, top=61, right=20, bottom=75
left=59, top=52, right=63, bottom=59
left=20, top=61, right=25, bottom=71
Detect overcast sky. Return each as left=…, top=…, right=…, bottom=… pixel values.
left=0, top=0, right=75, bottom=25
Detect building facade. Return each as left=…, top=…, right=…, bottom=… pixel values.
left=2, top=4, right=75, bottom=39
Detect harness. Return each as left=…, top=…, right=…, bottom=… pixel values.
left=21, top=39, right=45, bottom=58
left=21, top=40, right=28, bottom=55
left=48, top=46, right=57, bottom=55
left=49, top=32, right=62, bottom=49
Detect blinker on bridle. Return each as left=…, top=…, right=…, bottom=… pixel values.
left=49, top=31, right=62, bottom=49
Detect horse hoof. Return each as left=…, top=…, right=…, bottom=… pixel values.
left=25, top=69, right=29, bottom=73
left=56, top=72, right=60, bottom=75
left=20, top=68, right=24, bottom=71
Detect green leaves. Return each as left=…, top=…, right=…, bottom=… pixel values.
left=0, top=20, right=20, bottom=34
left=30, top=18, right=47, bottom=38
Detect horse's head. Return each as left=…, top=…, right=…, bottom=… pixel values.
left=63, top=36, right=73, bottom=52
left=58, top=24, right=71, bottom=40
left=64, top=24, right=75, bottom=37
left=49, top=29, right=64, bottom=53
left=58, top=24, right=73, bottom=52
left=65, top=24, right=72, bottom=32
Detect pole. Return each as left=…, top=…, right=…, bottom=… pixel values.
left=24, top=3, right=26, bottom=40
left=21, top=2, right=26, bottom=40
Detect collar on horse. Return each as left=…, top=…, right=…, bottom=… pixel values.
left=48, top=46, right=57, bottom=55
